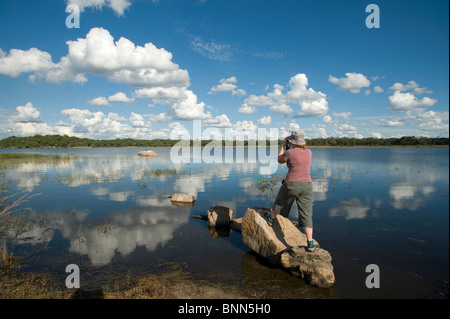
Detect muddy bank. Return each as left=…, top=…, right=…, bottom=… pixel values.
left=0, top=261, right=333, bottom=299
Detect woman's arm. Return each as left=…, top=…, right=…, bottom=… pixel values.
left=278, top=138, right=288, bottom=164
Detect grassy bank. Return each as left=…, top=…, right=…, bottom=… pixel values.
left=0, top=263, right=331, bottom=299
left=0, top=270, right=244, bottom=299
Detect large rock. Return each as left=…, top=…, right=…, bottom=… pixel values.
left=207, top=206, right=234, bottom=228
left=280, top=247, right=335, bottom=288
left=240, top=207, right=334, bottom=288
left=241, top=207, right=318, bottom=262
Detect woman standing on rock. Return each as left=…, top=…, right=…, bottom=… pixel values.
left=265, top=130, right=315, bottom=252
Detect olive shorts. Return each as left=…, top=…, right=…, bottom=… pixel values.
left=272, top=181, right=313, bottom=228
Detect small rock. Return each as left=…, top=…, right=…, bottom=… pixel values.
left=137, top=150, right=158, bottom=156
left=207, top=206, right=233, bottom=228
left=169, top=193, right=196, bottom=203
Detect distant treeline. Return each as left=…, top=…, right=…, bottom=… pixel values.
left=0, top=134, right=448, bottom=149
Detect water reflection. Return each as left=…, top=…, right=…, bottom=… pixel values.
left=3, top=205, right=190, bottom=266
left=0, top=147, right=448, bottom=297
left=67, top=206, right=190, bottom=265
left=329, top=198, right=371, bottom=220
left=2, top=148, right=447, bottom=245
left=389, top=183, right=438, bottom=211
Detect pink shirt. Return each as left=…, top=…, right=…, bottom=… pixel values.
left=282, top=148, right=312, bottom=182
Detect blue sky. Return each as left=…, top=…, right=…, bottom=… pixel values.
left=0, top=0, right=448, bottom=140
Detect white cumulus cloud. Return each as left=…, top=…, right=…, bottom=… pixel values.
left=203, top=114, right=232, bottom=128
left=374, top=86, right=384, bottom=93
left=170, top=90, right=211, bottom=120
left=2, top=27, right=187, bottom=87
left=269, top=103, right=292, bottom=114
left=238, top=103, right=256, bottom=114
left=0, top=48, right=54, bottom=78
left=66, top=0, right=132, bottom=16
left=239, top=73, right=328, bottom=117
left=389, top=81, right=432, bottom=95
left=129, top=112, right=146, bottom=127
left=329, top=72, right=371, bottom=93
left=10, top=102, right=41, bottom=123
left=209, top=76, right=246, bottom=97
left=256, top=116, right=272, bottom=126
left=88, top=96, right=110, bottom=106
left=388, top=91, right=437, bottom=111
left=1, top=27, right=226, bottom=122
left=108, top=92, right=135, bottom=103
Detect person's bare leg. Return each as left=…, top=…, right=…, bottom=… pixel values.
left=304, top=227, right=313, bottom=242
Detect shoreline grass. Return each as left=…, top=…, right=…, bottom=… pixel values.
left=0, top=264, right=330, bottom=299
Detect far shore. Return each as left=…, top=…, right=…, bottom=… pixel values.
left=0, top=144, right=448, bottom=150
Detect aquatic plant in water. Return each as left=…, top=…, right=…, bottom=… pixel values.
left=257, top=174, right=285, bottom=194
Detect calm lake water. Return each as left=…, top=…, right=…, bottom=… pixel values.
left=0, top=147, right=448, bottom=298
